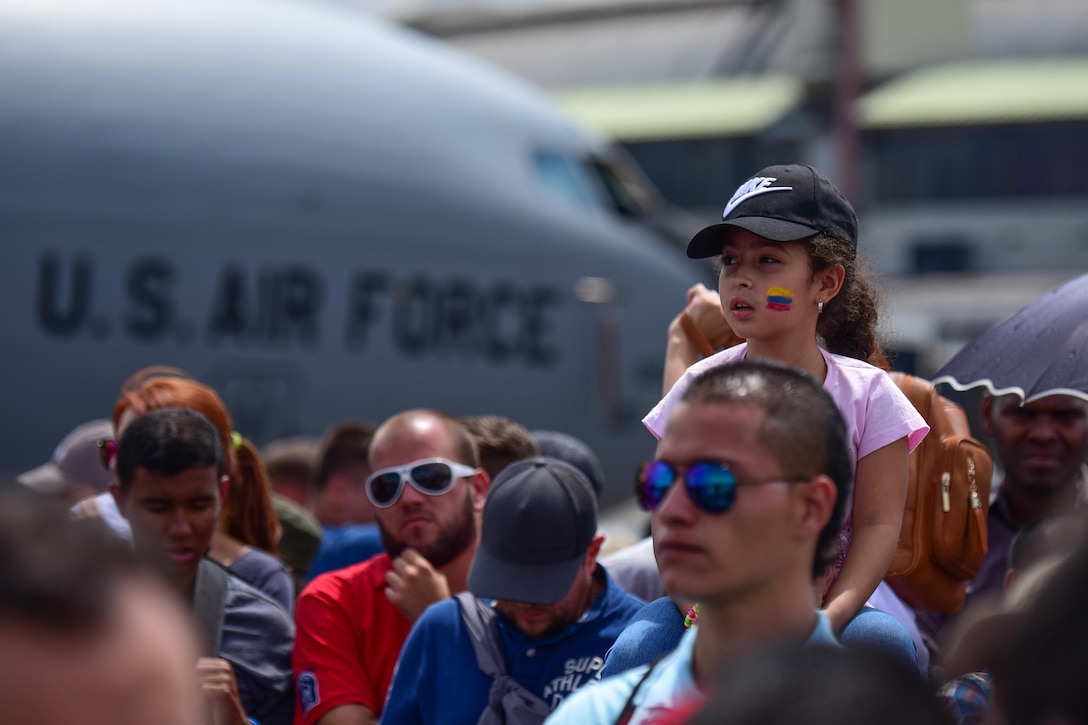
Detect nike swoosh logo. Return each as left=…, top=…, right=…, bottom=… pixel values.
left=723, top=185, right=791, bottom=219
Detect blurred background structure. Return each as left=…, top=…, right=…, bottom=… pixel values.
left=0, top=0, right=702, bottom=505
left=3, top=0, right=1085, bottom=507
left=373, top=0, right=1088, bottom=376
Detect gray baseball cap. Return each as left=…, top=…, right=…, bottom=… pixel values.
left=17, top=419, right=115, bottom=496
left=468, top=456, right=598, bottom=605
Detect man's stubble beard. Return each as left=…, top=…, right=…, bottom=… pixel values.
left=378, top=489, right=477, bottom=569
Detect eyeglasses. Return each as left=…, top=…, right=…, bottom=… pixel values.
left=365, top=458, right=478, bottom=508
left=636, top=460, right=808, bottom=514
left=96, top=439, right=117, bottom=471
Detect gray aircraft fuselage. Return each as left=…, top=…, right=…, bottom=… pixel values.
left=0, top=0, right=705, bottom=505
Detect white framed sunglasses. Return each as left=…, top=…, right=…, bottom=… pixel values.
left=365, top=457, right=478, bottom=508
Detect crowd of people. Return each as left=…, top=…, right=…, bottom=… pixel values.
left=5, top=165, right=1088, bottom=725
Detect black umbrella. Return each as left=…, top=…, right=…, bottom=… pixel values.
left=932, top=273, right=1088, bottom=404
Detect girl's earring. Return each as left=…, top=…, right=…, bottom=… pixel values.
left=817, top=299, right=824, bottom=315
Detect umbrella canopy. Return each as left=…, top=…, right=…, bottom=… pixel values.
left=933, top=273, right=1088, bottom=404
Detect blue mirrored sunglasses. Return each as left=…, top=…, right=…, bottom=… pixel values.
left=636, top=460, right=808, bottom=514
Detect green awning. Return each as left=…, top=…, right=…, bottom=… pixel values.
left=859, top=59, right=1088, bottom=128
left=555, top=76, right=804, bottom=142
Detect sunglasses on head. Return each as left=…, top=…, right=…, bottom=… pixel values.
left=636, top=460, right=809, bottom=514
left=365, top=458, right=478, bottom=508
left=96, top=439, right=117, bottom=471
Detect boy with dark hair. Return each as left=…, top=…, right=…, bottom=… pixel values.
left=111, top=407, right=295, bottom=725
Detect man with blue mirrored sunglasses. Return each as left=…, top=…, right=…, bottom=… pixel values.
left=548, top=360, right=853, bottom=724
left=293, top=409, right=491, bottom=725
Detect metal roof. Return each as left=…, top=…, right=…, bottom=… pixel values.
left=420, top=1, right=816, bottom=89
left=555, top=76, right=803, bottom=140
left=858, top=58, right=1088, bottom=128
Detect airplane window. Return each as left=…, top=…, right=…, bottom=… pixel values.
left=532, top=150, right=598, bottom=209
left=585, top=152, right=658, bottom=219
left=533, top=148, right=661, bottom=221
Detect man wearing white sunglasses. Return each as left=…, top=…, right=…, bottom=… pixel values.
left=293, top=409, right=489, bottom=725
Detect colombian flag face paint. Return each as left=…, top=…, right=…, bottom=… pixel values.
left=767, top=286, right=794, bottom=311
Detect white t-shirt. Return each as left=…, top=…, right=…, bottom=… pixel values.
left=71, top=491, right=133, bottom=540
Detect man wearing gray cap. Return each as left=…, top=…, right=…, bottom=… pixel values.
left=17, top=419, right=114, bottom=507
left=381, top=456, right=644, bottom=725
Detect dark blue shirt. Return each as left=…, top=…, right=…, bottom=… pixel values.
left=381, top=567, right=644, bottom=724
left=306, top=524, right=384, bottom=582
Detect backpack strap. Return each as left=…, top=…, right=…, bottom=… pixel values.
left=193, top=558, right=230, bottom=657
left=457, top=593, right=558, bottom=725
left=613, top=656, right=664, bottom=725
left=456, top=591, right=509, bottom=679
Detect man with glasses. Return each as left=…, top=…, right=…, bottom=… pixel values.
left=381, top=456, right=643, bottom=724
left=293, top=409, right=490, bottom=725
left=547, top=360, right=852, bottom=724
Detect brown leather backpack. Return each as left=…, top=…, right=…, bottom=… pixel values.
left=884, top=372, right=992, bottom=614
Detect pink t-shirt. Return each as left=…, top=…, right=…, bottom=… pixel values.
left=643, top=343, right=929, bottom=569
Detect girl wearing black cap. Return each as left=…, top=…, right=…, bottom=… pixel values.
left=644, top=165, right=928, bottom=641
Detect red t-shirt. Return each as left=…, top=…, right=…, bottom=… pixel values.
left=292, top=553, right=413, bottom=724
